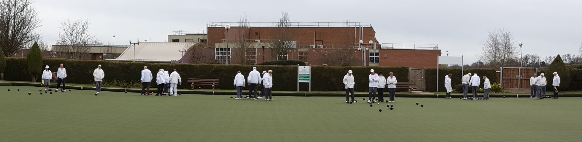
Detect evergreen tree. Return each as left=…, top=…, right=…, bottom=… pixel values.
left=27, top=42, right=43, bottom=82
left=547, top=55, right=570, bottom=90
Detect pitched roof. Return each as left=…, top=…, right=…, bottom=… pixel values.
left=107, top=42, right=194, bottom=62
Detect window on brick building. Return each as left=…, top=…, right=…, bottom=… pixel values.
left=277, top=52, right=288, bottom=60
left=184, top=39, right=194, bottom=42
left=298, top=51, right=308, bottom=62
left=215, top=48, right=231, bottom=64
left=245, top=48, right=257, bottom=65
left=369, top=52, right=379, bottom=64
left=171, top=39, right=180, bottom=42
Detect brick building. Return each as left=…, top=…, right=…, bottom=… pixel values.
left=197, top=22, right=441, bottom=68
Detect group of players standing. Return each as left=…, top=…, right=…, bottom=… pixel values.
left=233, top=67, right=273, bottom=101
left=343, top=69, right=398, bottom=104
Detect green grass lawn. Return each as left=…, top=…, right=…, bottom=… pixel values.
left=1, top=86, right=581, bottom=142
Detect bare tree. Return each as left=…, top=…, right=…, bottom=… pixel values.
left=322, top=32, right=358, bottom=66
left=0, top=0, right=41, bottom=56
left=271, top=12, right=293, bottom=61
left=55, top=19, right=98, bottom=59
left=190, top=42, right=216, bottom=64
left=522, top=54, right=545, bottom=67
left=480, top=29, right=519, bottom=68
left=231, top=16, right=254, bottom=65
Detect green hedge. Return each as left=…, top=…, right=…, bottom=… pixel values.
left=259, top=60, right=306, bottom=66
left=0, top=50, right=5, bottom=73
left=425, top=68, right=497, bottom=92
left=567, top=69, right=582, bottom=91
left=4, top=58, right=408, bottom=91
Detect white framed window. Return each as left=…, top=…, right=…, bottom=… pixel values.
left=215, top=48, right=231, bottom=64
left=369, top=52, right=379, bottom=64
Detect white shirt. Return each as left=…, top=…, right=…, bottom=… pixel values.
left=470, top=75, right=480, bottom=87
left=42, top=70, right=52, bottom=80
left=57, top=68, right=67, bottom=79
left=377, top=76, right=387, bottom=88
left=93, top=68, right=104, bottom=82
left=156, top=71, right=166, bottom=85
left=164, top=71, right=170, bottom=83
left=141, top=69, right=153, bottom=82
left=553, top=75, right=560, bottom=87
left=462, top=75, right=470, bottom=84
left=247, top=70, right=261, bottom=84
left=233, top=73, right=245, bottom=87
left=484, top=78, right=491, bottom=89
left=368, top=73, right=379, bottom=87
left=529, top=76, right=536, bottom=86
left=169, top=71, right=182, bottom=84
left=539, top=77, right=547, bottom=86
left=535, top=76, right=543, bottom=86
left=387, top=76, right=397, bottom=88
left=264, top=74, right=273, bottom=88
left=531, top=76, right=540, bottom=86
left=445, top=75, right=451, bottom=86
left=343, top=74, right=355, bottom=89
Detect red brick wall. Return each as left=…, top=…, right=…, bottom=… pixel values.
left=207, top=27, right=376, bottom=48
left=378, top=49, right=441, bottom=68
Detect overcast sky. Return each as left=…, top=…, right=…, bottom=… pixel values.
left=34, top=0, right=582, bottom=64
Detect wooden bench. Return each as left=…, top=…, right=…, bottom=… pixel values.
left=187, top=78, right=220, bottom=89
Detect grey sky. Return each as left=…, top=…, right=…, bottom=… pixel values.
left=34, top=0, right=582, bottom=64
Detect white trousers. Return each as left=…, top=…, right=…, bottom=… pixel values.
left=445, top=85, right=452, bottom=93
left=170, top=83, right=178, bottom=96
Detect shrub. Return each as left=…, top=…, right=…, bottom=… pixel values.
left=491, top=83, right=502, bottom=93
left=0, top=50, right=5, bottom=73
left=569, top=69, right=582, bottom=91
left=259, top=60, right=306, bottom=66
left=26, top=42, right=43, bottom=82
left=454, top=84, right=463, bottom=93
left=478, top=88, right=484, bottom=93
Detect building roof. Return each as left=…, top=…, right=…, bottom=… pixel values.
left=107, top=42, right=194, bottom=62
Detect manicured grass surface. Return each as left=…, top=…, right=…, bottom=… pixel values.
left=1, top=86, right=582, bottom=142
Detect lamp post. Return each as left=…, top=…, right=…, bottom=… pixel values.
left=519, top=42, right=523, bottom=67
left=359, top=40, right=364, bottom=66
left=225, top=24, right=230, bottom=65
left=518, top=42, right=523, bottom=93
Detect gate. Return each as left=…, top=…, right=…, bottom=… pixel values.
left=500, top=67, right=538, bottom=92
left=409, top=68, right=426, bottom=91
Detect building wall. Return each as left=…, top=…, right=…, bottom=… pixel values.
left=379, top=49, right=441, bottom=68
left=207, top=27, right=377, bottom=48
left=189, top=46, right=439, bottom=68
left=168, top=34, right=207, bottom=43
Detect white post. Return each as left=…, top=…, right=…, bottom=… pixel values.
left=309, top=65, right=312, bottom=92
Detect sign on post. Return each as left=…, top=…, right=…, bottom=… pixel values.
left=298, top=66, right=311, bottom=92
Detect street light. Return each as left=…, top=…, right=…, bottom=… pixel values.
left=225, top=24, right=230, bottom=65
left=518, top=42, right=523, bottom=94
left=519, top=42, right=523, bottom=67
left=359, top=40, right=364, bottom=66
